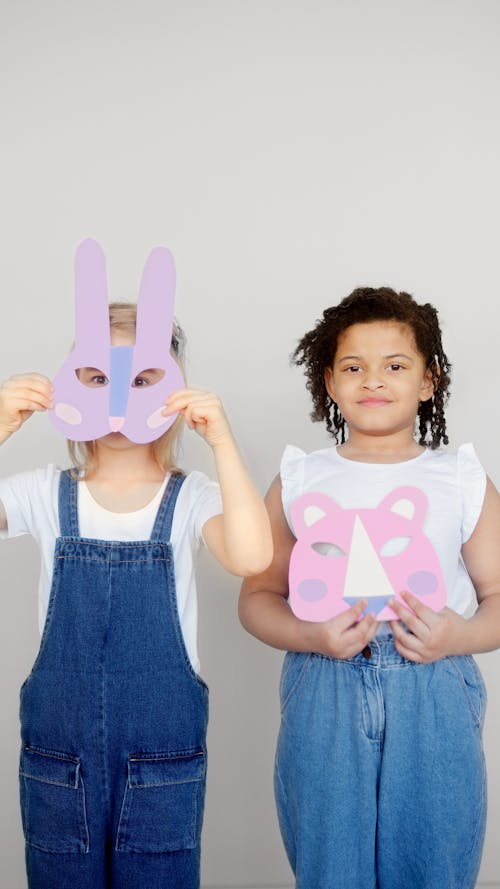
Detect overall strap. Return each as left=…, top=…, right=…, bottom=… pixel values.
left=58, top=469, right=80, bottom=537
left=150, top=472, right=186, bottom=542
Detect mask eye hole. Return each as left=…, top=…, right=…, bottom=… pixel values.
left=75, top=368, right=109, bottom=387
left=312, top=542, right=346, bottom=558
left=131, top=369, right=165, bottom=388
left=379, top=536, right=412, bottom=557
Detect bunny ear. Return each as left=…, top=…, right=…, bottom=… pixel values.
left=135, top=247, right=176, bottom=351
left=74, top=239, right=110, bottom=351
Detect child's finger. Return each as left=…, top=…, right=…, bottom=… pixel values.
left=164, top=388, right=211, bottom=408
left=335, top=599, right=369, bottom=630
left=342, top=615, right=378, bottom=658
left=6, top=374, right=54, bottom=395
left=8, top=372, right=53, bottom=385
left=163, top=397, right=208, bottom=418
left=3, top=380, right=53, bottom=403
left=5, top=388, right=53, bottom=410
left=390, top=597, right=431, bottom=636
left=400, top=590, right=435, bottom=624
left=166, top=399, right=225, bottom=431
left=390, top=619, right=426, bottom=652
left=390, top=624, right=426, bottom=662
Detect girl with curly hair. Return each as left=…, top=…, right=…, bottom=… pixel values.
left=240, top=286, right=500, bottom=889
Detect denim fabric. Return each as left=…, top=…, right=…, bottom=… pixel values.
left=275, top=635, right=487, bottom=889
left=19, top=471, right=208, bottom=889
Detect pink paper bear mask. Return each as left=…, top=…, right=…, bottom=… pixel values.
left=289, top=487, right=447, bottom=622
left=48, top=239, right=184, bottom=444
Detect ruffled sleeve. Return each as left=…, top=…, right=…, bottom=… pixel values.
left=457, top=443, right=487, bottom=543
left=280, top=445, right=306, bottom=530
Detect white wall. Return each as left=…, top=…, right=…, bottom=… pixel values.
left=1, top=0, right=499, bottom=886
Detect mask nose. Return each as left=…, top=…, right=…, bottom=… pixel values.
left=108, top=345, right=134, bottom=434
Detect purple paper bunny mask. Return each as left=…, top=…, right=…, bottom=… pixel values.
left=289, top=486, right=447, bottom=622
left=48, top=239, right=184, bottom=444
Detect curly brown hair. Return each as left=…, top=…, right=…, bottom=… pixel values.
left=292, top=286, right=451, bottom=448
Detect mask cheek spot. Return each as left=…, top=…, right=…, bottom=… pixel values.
left=407, top=570, right=438, bottom=597
left=54, top=403, right=83, bottom=426
left=297, top=578, right=328, bottom=603
left=146, top=407, right=170, bottom=430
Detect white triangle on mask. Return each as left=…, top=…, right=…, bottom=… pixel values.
left=343, top=515, right=395, bottom=601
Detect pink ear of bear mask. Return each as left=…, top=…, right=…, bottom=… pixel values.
left=48, top=239, right=184, bottom=444
left=289, top=487, right=447, bottom=622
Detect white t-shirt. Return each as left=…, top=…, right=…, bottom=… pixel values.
left=0, top=466, right=222, bottom=674
left=281, top=443, right=487, bottom=618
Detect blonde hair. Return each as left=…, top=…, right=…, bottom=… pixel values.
left=68, top=302, right=186, bottom=478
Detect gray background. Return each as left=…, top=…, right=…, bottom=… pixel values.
left=1, top=1, right=500, bottom=886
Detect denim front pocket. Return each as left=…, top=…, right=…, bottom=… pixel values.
left=279, top=652, right=312, bottom=715
left=115, top=749, right=206, bottom=853
left=19, top=745, right=89, bottom=853
left=447, top=655, right=488, bottom=730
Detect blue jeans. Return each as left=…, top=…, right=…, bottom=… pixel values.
left=274, top=635, right=487, bottom=889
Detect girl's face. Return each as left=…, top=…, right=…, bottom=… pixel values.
left=324, top=320, right=434, bottom=441
left=77, top=330, right=165, bottom=391
left=77, top=329, right=164, bottom=452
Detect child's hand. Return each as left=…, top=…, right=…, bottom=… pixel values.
left=0, top=373, right=53, bottom=444
left=164, top=388, right=233, bottom=449
left=389, top=591, right=469, bottom=662
left=311, top=600, right=378, bottom=659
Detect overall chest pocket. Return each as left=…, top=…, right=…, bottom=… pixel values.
left=19, top=746, right=89, bottom=854
left=115, top=749, right=206, bottom=853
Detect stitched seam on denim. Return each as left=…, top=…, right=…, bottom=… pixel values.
left=274, top=757, right=289, bottom=806
left=279, top=653, right=294, bottom=700
left=115, top=779, right=199, bottom=852
left=100, top=559, right=112, bottom=813
left=192, top=774, right=199, bottom=846
left=55, top=557, right=170, bottom=562
left=130, top=777, right=203, bottom=788
left=21, top=773, right=90, bottom=854
left=166, top=558, right=210, bottom=691
left=466, top=656, right=488, bottom=722
left=58, top=540, right=170, bottom=548
left=280, top=654, right=312, bottom=715
left=24, top=840, right=87, bottom=855
left=446, top=657, right=482, bottom=729
left=20, top=772, right=76, bottom=788
left=115, top=773, right=131, bottom=852
left=24, top=563, right=62, bottom=678
left=23, top=745, right=80, bottom=763
left=59, top=470, right=80, bottom=537
left=360, top=671, right=384, bottom=743
left=460, top=749, right=487, bottom=888
left=149, top=475, right=173, bottom=541
left=129, top=750, right=204, bottom=761
left=79, top=776, right=90, bottom=852
left=150, top=472, right=186, bottom=542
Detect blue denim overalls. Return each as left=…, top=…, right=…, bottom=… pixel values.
left=19, top=470, right=208, bottom=889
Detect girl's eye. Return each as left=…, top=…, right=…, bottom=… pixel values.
left=345, top=365, right=361, bottom=373
left=131, top=369, right=165, bottom=388
left=76, top=368, right=109, bottom=387
left=388, top=364, right=404, bottom=372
